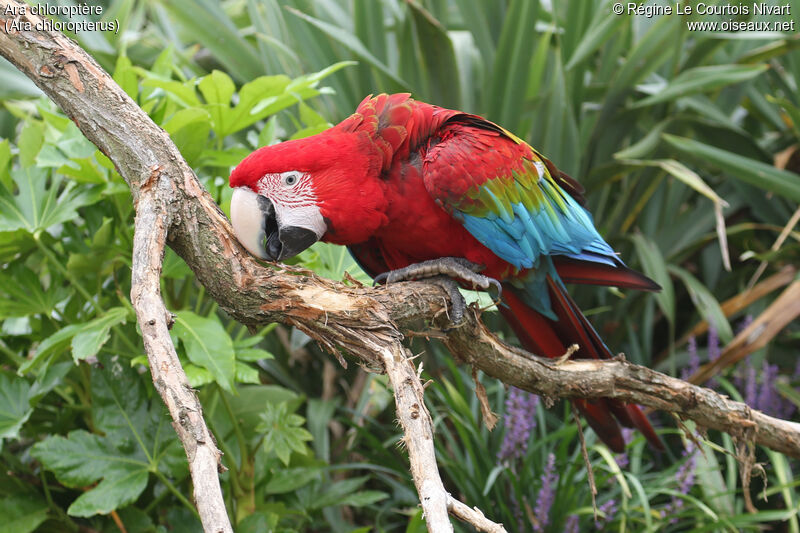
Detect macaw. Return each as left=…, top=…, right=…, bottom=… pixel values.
left=229, top=93, right=662, bottom=452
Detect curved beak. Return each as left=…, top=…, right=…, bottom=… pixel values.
left=230, top=187, right=320, bottom=261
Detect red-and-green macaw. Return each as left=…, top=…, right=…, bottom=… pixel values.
left=229, top=93, right=662, bottom=452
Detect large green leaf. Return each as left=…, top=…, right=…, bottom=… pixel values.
left=681, top=427, right=735, bottom=517
left=0, top=166, right=102, bottom=235
left=91, top=354, right=179, bottom=464
left=17, top=120, right=44, bottom=167
left=71, top=307, right=129, bottom=363
left=18, top=323, right=81, bottom=375
left=288, top=8, right=409, bottom=89
left=0, top=373, right=32, bottom=448
left=310, top=476, right=387, bottom=509
left=0, top=263, right=69, bottom=319
left=264, top=466, right=323, bottom=495
left=229, top=74, right=291, bottom=132
left=487, top=0, right=539, bottom=129
left=158, top=0, right=264, bottom=82
left=633, top=64, right=768, bottom=107
left=256, top=401, right=313, bottom=465
left=246, top=62, right=353, bottom=129
left=631, top=234, right=675, bottom=324
left=663, top=134, right=800, bottom=202
left=35, top=122, right=98, bottom=172
left=173, top=310, right=236, bottom=392
left=198, top=70, right=236, bottom=136
left=211, top=385, right=299, bottom=444
left=296, top=241, right=370, bottom=284
left=619, top=158, right=731, bottom=269
left=0, top=139, right=11, bottom=191
left=0, top=496, right=48, bottom=533
left=18, top=307, right=129, bottom=374
left=162, top=108, right=212, bottom=166
left=112, top=54, right=138, bottom=100
left=31, top=430, right=149, bottom=517
left=189, top=63, right=349, bottom=139
left=668, top=266, right=733, bottom=344
left=139, top=76, right=202, bottom=108
left=31, top=354, right=182, bottom=517
left=0, top=57, right=41, bottom=99
left=565, top=11, right=627, bottom=70
left=611, top=16, right=681, bottom=93
left=405, top=1, right=461, bottom=109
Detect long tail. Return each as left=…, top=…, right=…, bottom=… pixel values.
left=553, top=256, right=662, bottom=291
left=499, top=277, right=663, bottom=453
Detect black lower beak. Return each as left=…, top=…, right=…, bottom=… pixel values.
left=260, top=198, right=319, bottom=261
left=275, top=226, right=319, bottom=261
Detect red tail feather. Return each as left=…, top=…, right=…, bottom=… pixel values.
left=554, top=257, right=661, bottom=292
left=500, top=281, right=664, bottom=453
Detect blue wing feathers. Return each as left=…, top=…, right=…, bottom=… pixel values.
left=459, top=190, right=619, bottom=272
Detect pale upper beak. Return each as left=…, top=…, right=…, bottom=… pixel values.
left=230, top=187, right=322, bottom=261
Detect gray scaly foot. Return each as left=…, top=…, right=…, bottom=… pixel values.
left=373, top=257, right=502, bottom=325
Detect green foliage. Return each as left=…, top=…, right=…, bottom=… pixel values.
left=257, top=401, right=314, bottom=466
left=0, top=373, right=33, bottom=448
left=0, top=496, right=49, bottom=533
left=1, top=0, right=799, bottom=531
left=0, top=37, right=385, bottom=530
left=173, top=310, right=237, bottom=392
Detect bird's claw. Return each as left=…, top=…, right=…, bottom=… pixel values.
left=372, top=257, right=502, bottom=326
left=427, top=276, right=467, bottom=326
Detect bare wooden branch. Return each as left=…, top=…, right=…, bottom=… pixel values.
left=376, top=335, right=509, bottom=532
left=3, top=5, right=800, bottom=533
left=132, top=177, right=233, bottom=533
left=446, top=497, right=509, bottom=533
left=378, top=337, right=452, bottom=531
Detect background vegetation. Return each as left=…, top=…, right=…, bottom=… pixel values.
left=1, top=0, right=798, bottom=531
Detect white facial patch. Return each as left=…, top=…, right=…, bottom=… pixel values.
left=275, top=203, right=327, bottom=239
left=258, top=170, right=327, bottom=239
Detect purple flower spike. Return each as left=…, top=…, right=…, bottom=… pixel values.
left=615, top=428, right=634, bottom=469
left=744, top=362, right=758, bottom=408
left=787, top=360, right=800, bottom=419
left=681, top=336, right=699, bottom=381
left=707, top=324, right=720, bottom=362
left=756, top=362, right=782, bottom=417
left=564, top=514, right=580, bottom=533
left=705, top=325, right=720, bottom=389
left=533, top=453, right=559, bottom=533
left=615, top=452, right=629, bottom=469
left=661, top=441, right=698, bottom=524
left=498, top=387, right=539, bottom=462
left=595, top=499, right=617, bottom=528
left=676, top=444, right=698, bottom=494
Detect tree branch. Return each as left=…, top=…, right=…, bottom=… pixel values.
left=377, top=335, right=507, bottom=532
left=131, top=171, right=233, bottom=532
left=2, top=5, right=799, bottom=532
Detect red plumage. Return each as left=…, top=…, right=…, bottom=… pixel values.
left=230, top=93, right=663, bottom=453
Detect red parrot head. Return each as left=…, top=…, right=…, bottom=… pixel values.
left=229, top=130, right=386, bottom=261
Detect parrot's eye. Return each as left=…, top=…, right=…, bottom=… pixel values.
left=283, top=172, right=300, bottom=187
